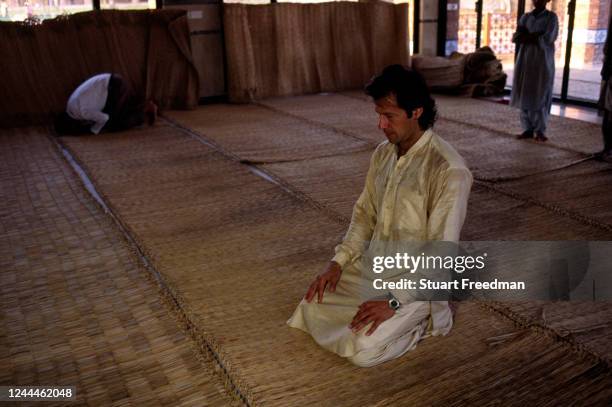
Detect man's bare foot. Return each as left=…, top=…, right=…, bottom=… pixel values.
left=144, top=100, right=158, bottom=125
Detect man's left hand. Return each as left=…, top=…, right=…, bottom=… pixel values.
left=349, top=300, right=395, bottom=336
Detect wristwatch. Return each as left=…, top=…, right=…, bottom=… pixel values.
left=388, top=293, right=401, bottom=311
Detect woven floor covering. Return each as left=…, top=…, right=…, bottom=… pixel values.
left=253, top=93, right=612, bottom=365
left=259, top=93, right=596, bottom=181
left=165, top=104, right=372, bottom=163
left=261, top=154, right=612, bottom=240
left=493, top=159, right=612, bottom=226
left=58, top=115, right=612, bottom=405
left=340, top=90, right=602, bottom=155
left=260, top=153, right=612, bottom=364
left=0, top=128, right=234, bottom=406
left=257, top=92, right=612, bottom=227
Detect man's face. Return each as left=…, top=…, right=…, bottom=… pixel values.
left=374, top=94, right=420, bottom=145
left=532, top=0, right=548, bottom=9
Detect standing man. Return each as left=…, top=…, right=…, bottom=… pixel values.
left=287, top=65, right=473, bottom=367
left=599, top=12, right=612, bottom=162
left=54, top=73, right=157, bottom=136
left=511, top=0, right=559, bottom=142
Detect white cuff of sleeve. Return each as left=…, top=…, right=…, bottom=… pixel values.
left=331, top=251, right=351, bottom=269
left=90, top=120, right=106, bottom=135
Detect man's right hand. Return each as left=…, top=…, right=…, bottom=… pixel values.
left=304, top=261, right=343, bottom=303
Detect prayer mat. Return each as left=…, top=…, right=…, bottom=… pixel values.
left=463, top=184, right=612, bottom=241
left=260, top=144, right=612, bottom=366
left=259, top=93, right=587, bottom=181
left=491, top=159, right=612, bottom=228
left=259, top=93, right=382, bottom=144
left=164, top=103, right=372, bottom=163
left=485, top=300, right=612, bottom=363
left=341, top=90, right=602, bottom=155
left=261, top=149, right=371, bottom=220
left=261, top=152, right=611, bottom=241
left=0, top=127, right=233, bottom=406
left=58, top=121, right=612, bottom=405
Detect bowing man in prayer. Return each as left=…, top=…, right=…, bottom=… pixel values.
left=511, top=0, right=558, bottom=142
left=287, top=65, right=473, bottom=367
left=54, top=73, right=157, bottom=135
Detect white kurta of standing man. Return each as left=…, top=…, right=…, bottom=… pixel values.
left=510, top=9, right=559, bottom=111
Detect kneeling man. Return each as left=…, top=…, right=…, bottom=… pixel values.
left=287, top=65, right=472, bottom=367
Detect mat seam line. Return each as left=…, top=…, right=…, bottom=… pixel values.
left=473, top=156, right=595, bottom=182
left=47, top=130, right=252, bottom=407
left=163, top=116, right=351, bottom=225
left=476, top=301, right=611, bottom=367
left=255, top=101, right=379, bottom=146
left=475, top=180, right=612, bottom=233
left=239, top=144, right=375, bottom=165
left=163, top=116, right=611, bottom=368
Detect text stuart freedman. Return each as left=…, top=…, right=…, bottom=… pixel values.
left=371, top=253, right=526, bottom=291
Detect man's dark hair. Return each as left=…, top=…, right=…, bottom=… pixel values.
left=364, top=64, right=437, bottom=130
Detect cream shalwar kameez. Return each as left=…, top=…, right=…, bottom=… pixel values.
left=288, top=129, right=473, bottom=367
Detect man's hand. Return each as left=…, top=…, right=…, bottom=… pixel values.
left=512, top=31, right=525, bottom=44
left=349, top=300, right=395, bottom=336
left=525, top=31, right=544, bottom=44
left=512, top=26, right=527, bottom=43
left=513, top=30, right=543, bottom=44
left=304, top=261, right=342, bottom=303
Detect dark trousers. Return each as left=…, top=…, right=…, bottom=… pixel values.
left=54, top=74, right=144, bottom=135
left=102, top=74, right=145, bottom=132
